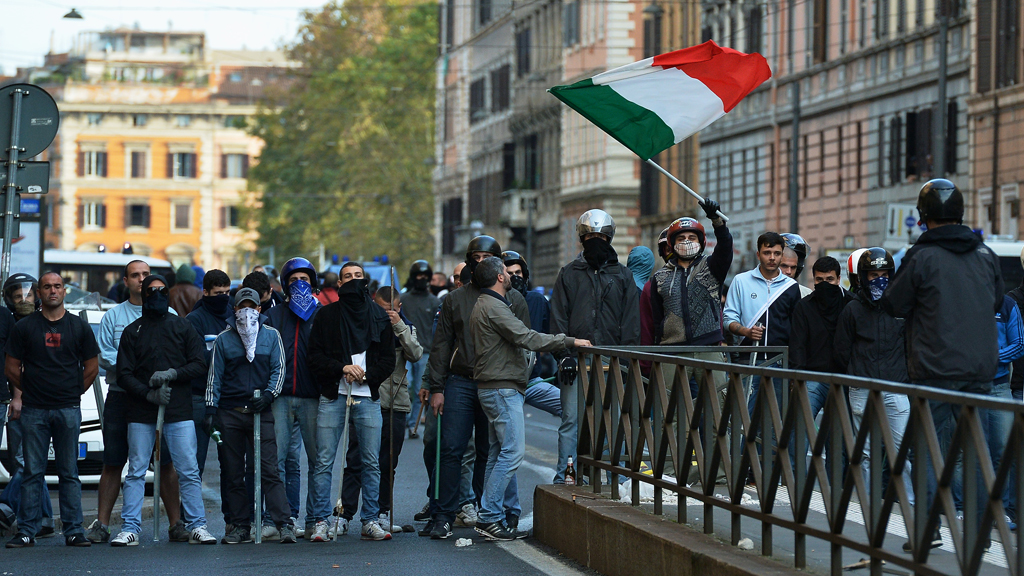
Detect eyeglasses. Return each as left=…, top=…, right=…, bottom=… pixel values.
left=146, top=286, right=169, bottom=297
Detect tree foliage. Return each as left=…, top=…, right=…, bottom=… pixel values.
left=248, top=0, right=437, bottom=271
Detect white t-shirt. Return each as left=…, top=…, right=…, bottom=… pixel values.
left=338, top=351, right=371, bottom=397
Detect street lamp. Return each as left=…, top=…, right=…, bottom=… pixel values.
left=63, top=8, right=83, bottom=19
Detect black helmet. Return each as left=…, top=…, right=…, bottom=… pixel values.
left=466, top=235, right=502, bottom=260
left=3, top=273, right=38, bottom=314
left=501, top=250, right=530, bottom=283
left=917, top=178, right=964, bottom=224
left=781, top=233, right=809, bottom=275
left=409, top=259, right=432, bottom=278
left=857, top=247, right=895, bottom=291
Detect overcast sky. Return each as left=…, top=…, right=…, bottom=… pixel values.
left=0, top=0, right=319, bottom=74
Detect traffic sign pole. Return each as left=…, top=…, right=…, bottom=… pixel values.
left=1, top=87, right=25, bottom=284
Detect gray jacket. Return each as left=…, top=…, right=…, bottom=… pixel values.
left=470, top=290, right=573, bottom=394
left=379, top=320, right=423, bottom=412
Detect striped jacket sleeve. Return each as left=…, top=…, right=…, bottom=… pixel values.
left=266, top=326, right=286, bottom=397
left=205, top=333, right=227, bottom=408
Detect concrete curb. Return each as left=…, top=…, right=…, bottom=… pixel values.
left=534, top=485, right=801, bottom=576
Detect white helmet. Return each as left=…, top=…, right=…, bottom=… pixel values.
left=576, top=209, right=615, bottom=242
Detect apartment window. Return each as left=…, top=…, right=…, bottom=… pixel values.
left=515, top=29, right=531, bottom=77
left=945, top=101, right=958, bottom=174
left=477, top=0, right=492, bottom=27
left=172, top=201, right=192, bottom=231
left=77, top=200, right=106, bottom=229
left=813, top=0, right=828, bottom=63
left=643, top=7, right=663, bottom=58
left=441, top=197, right=463, bottom=254
left=876, top=0, right=890, bottom=39
left=469, top=78, right=486, bottom=124
left=167, top=152, right=198, bottom=179
left=219, top=205, right=241, bottom=229
left=444, top=0, right=455, bottom=49
left=87, top=113, right=103, bottom=126
left=904, top=109, right=932, bottom=179
left=221, top=153, right=250, bottom=178
left=491, top=65, right=510, bottom=112
left=77, top=150, right=108, bottom=178
left=125, top=202, right=151, bottom=229
left=176, top=115, right=192, bottom=128
left=223, top=115, right=245, bottom=129
left=129, top=150, right=147, bottom=178
left=502, top=142, right=516, bottom=190
left=747, top=7, right=764, bottom=54
left=523, top=134, right=539, bottom=189
left=132, top=114, right=148, bottom=127
left=563, top=2, right=581, bottom=46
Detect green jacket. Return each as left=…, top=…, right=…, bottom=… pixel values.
left=470, top=289, right=574, bottom=394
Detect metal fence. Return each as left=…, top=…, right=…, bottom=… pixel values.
left=574, top=346, right=1024, bottom=576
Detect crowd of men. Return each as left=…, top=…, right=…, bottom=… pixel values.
left=0, top=177, right=1019, bottom=551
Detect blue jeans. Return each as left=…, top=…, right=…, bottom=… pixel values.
left=407, top=353, right=429, bottom=428
left=435, top=375, right=490, bottom=521
left=123, top=421, right=206, bottom=534
left=554, top=379, right=578, bottom=484
left=0, top=418, right=53, bottom=527
left=312, top=395, right=382, bottom=524
left=525, top=379, right=561, bottom=417
left=19, top=406, right=84, bottom=538
left=951, top=382, right=1013, bottom=511
left=477, top=388, right=524, bottom=524
left=849, top=388, right=914, bottom=506
left=270, top=396, right=318, bottom=525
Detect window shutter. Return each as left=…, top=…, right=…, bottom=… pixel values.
left=242, top=155, right=249, bottom=178
left=167, top=153, right=174, bottom=178
left=221, top=153, right=228, bottom=178
left=77, top=151, right=84, bottom=177
left=125, top=204, right=132, bottom=228
left=99, top=152, right=108, bottom=178
left=77, top=203, right=84, bottom=228
left=143, top=205, right=151, bottom=229
left=189, top=153, right=197, bottom=178
left=100, top=204, right=107, bottom=228
left=219, top=206, right=226, bottom=229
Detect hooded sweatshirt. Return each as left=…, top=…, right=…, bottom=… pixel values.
left=169, top=264, right=202, bottom=317
left=881, top=224, right=1003, bottom=383
left=627, top=246, right=655, bottom=293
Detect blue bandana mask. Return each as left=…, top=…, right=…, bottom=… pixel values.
left=867, top=276, right=889, bottom=302
left=288, top=280, right=318, bottom=321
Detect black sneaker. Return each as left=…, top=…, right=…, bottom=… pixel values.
left=168, top=520, right=190, bottom=542
left=37, top=525, right=55, bottom=538
left=414, top=503, right=431, bottom=522
left=65, top=534, right=92, bottom=547
left=902, top=528, right=942, bottom=553
left=6, top=533, right=34, bottom=548
left=475, top=521, right=515, bottom=541
left=418, top=520, right=435, bottom=537
left=222, top=525, right=252, bottom=544
left=429, top=520, right=453, bottom=540
left=279, top=524, right=297, bottom=544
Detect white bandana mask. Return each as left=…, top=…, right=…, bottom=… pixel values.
left=235, top=308, right=260, bottom=362
left=674, top=240, right=701, bottom=260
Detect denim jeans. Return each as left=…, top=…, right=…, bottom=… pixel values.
left=123, top=421, right=206, bottom=534
left=313, top=395, right=382, bottom=524
left=435, top=374, right=490, bottom=522
left=477, top=388, right=524, bottom=524
left=0, top=418, right=53, bottom=527
left=849, top=388, right=914, bottom=506
left=19, top=406, right=84, bottom=538
left=270, top=396, right=318, bottom=525
left=554, top=378, right=578, bottom=484
left=525, top=379, right=561, bottom=417
left=407, top=352, right=429, bottom=428
left=951, top=382, right=1013, bottom=511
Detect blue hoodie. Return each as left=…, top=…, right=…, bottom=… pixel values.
left=995, top=295, right=1024, bottom=384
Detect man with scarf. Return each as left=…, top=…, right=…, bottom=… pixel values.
left=307, top=262, right=396, bottom=542
left=262, top=257, right=321, bottom=537
left=89, top=261, right=183, bottom=544
left=112, top=275, right=215, bottom=546
left=426, top=236, right=531, bottom=539
left=400, top=260, right=439, bottom=434
left=549, top=209, right=641, bottom=484
left=205, top=288, right=294, bottom=544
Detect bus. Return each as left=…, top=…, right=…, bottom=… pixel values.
left=44, top=250, right=173, bottom=297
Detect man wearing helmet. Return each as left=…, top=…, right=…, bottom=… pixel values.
left=549, top=209, right=641, bottom=483
left=401, top=260, right=440, bottom=435
left=780, top=234, right=812, bottom=297
left=0, top=278, right=22, bottom=534
left=263, top=257, right=322, bottom=537
left=881, top=178, right=1003, bottom=547
left=425, top=236, right=531, bottom=538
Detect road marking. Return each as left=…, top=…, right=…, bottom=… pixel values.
left=520, top=460, right=557, bottom=483
left=497, top=540, right=590, bottom=576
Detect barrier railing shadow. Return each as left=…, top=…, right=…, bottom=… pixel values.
left=574, top=346, right=1024, bottom=576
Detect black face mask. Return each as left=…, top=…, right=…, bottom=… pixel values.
left=429, top=284, right=445, bottom=296
left=413, top=278, right=429, bottom=292
left=338, top=278, right=370, bottom=299
left=460, top=259, right=478, bottom=285
left=509, top=274, right=528, bottom=297
left=813, top=281, right=845, bottom=325
left=203, top=294, right=230, bottom=317
left=143, top=290, right=169, bottom=318
left=582, top=237, right=618, bottom=270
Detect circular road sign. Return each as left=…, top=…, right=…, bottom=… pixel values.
left=0, top=83, right=60, bottom=161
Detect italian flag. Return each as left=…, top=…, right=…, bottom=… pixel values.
left=549, top=41, right=772, bottom=161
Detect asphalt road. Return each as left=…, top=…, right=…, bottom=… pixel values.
left=0, top=404, right=591, bottom=576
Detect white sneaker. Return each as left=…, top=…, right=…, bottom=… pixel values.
left=334, top=518, right=349, bottom=537
left=261, top=524, right=281, bottom=541
left=110, top=531, right=139, bottom=547
left=378, top=513, right=402, bottom=533
left=309, top=521, right=331, bottom=543
left=292, top=518, right=305, bottom=539
left=360, top=520, right=392, bottom=541
left=454, top=502, right=478, bottom=527
left=189, top=525, right=217, bottom=545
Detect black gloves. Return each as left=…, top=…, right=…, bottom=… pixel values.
left=558, top=356, right=579, bottom=387
left=149, top=369, right=178, bottom=388
left=249, top=392, right=273, bottom=413
left=146, top=385, right=171, bottom=406
left=700, top=197, right=722, bottom=221
left=202, top=411, right=222, bottom=435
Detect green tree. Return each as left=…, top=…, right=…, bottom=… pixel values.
left=248, top=0, right=437, bottom=274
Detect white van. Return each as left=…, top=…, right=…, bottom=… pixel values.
left=984, top=240, right=1024, bottom=291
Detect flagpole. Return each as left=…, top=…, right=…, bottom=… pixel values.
left=645, top=158, right=729, bottom=222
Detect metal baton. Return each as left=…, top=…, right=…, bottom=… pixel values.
left=253, top=389, right=262, bottom=544
left=153, top=394, right=166, bottom=542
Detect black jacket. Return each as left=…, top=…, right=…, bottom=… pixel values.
left=550, top=254, right=641, bottom=351
left=427, top=283, right=530, bottom=393
left=307, top=300, right=395, bottom=401
left=401, top=289, right=441, bottom=350
left=881, top=224, right=1003, bottom=383
left=117, top=313, right=208, bottom=423
left=0, top=307, right=13, bottom=404
left=789, top=287, right=855, bottom=373
left=186, top=298, right=232, bottom=396
left=1007, top=284, right=1024, bottom=391
left=834, top=292, right=909, bottom=383
left=265, top=304, right=320, bottom=399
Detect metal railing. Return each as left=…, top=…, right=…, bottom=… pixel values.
left=574, top=346, right=1024, bottom=576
